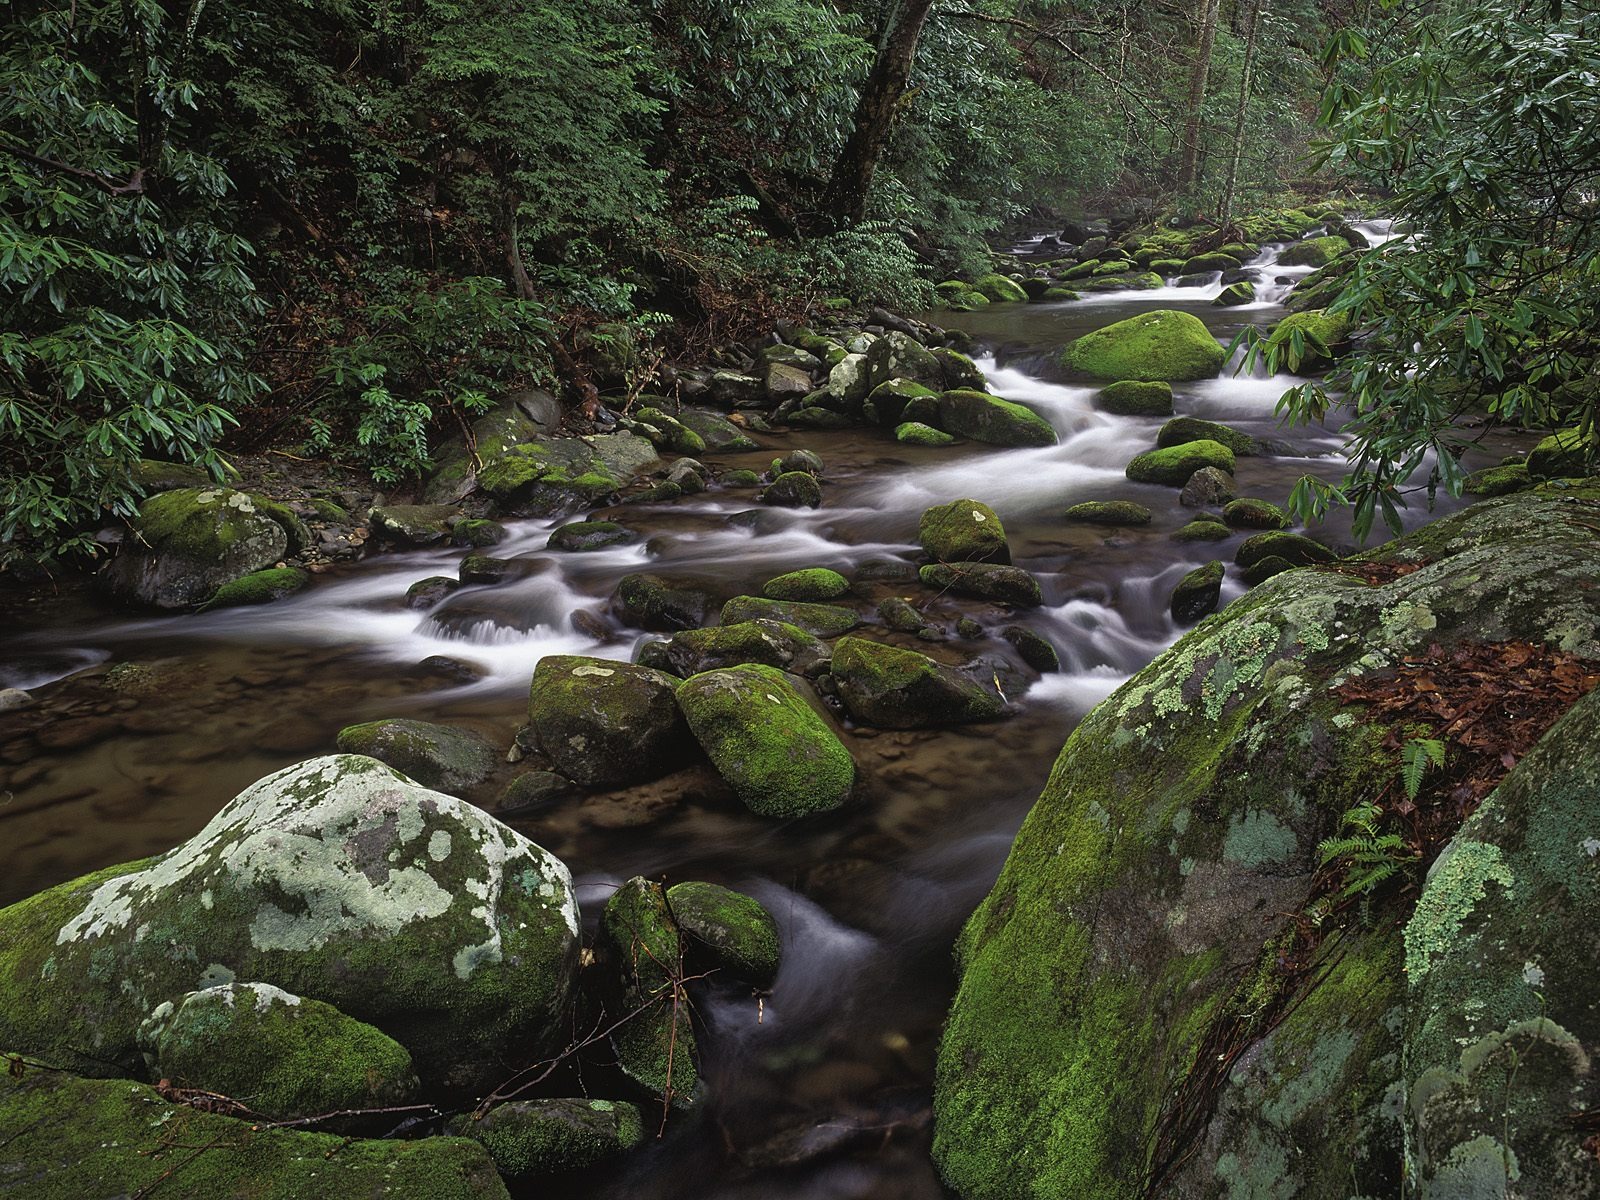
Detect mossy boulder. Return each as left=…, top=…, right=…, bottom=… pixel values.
left=666, top=881, right=782, bottom=987
left=933, top=487, right=1600, bottom=1200
left=334, top=718, right=498, bottom=793
left=1277, top=235, right=1350, bottom=268
left=1041, top=286, right=1082, bottom=302
left=1242, top=553, right=1298, bottom=586
left=676, top=665, right=854, bottom=818
left=866, top=331, right=944, bottom=392
left=1462, top=462, right=1533, bottom=496
left=1158, top=416, right=1259, bottom=456
left=920, top=499, right=1010, bottom=564
left=0, top=1067, right=508, bottom=1200
left=638, top=619, right=830, bottom=679
left=406, top=575, right=460, bottom=610
left=453, top=518, right=507, bottom=548
left=720, top=595, right=859, bottom=637
left=897, top=421, right=957, bottom=447
left=1212, top=281, right=1256, bottom=307
left=864, top=378, right=939, bottom=426
left=831, top=637, right=1005, bottom=729
left=678, top=408, right=760, bottom=453
left=1527, top=427, right=1592, bottom=478
left=918, top=562, right=1043, bottom=607
left=1003, top=625, right=1060, bottom=673
left=943, top=289, right=991, bottom=311
left=137, top=982, right=418, bottom=1120
left=826, top=353, right=872, bottom=405
left=369, top=503, right=462, bottom=546
left=1078, top=272, right=1165, bottom=293
left=1095, top=380, right=1173, bottom=417
left=599, top=878, right=697, bottom=1107
left=203, top=566, right=311, bottom=610
left=473, top=433, right=658, bottom=516
left=761, top=471, right=823, bottom=508
left=937, top=390, right=1058, bottom=448
left=614, top=572, right=716, bottom=632
left=548, top=520, right=634, bottom=552
left=1058, top=310, right=1226, bottom=383
left=1064, top=500, right=1152, bottom=526
left=102, top=488, right=291, bottom=610
left=971, top=273, right=1029, bottom=303
left=764, top=568, right=850, bottom=601
left=1265, top=308, right=1352, bottom=372
left=0, top=755, right=580, bottom=1095
left=527, top=656, right=686, bottom=786
left=1223, top=498, right=1291, bottom=529
left=1169, top=560, right=1225, bottom=625
left=447, top=1098, right=645, bottom=1179
left=1125, top=439, right=1236, bottom=486
left=1180, top=252, right=1243, bottom=274
left=1172, top=519, right=1233, bottom=543
left=1234, top=530, right=1337, bottom=568
left=932, top=346, right=988, bottom=391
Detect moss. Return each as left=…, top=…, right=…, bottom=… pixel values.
left=919, top=562, right=1043, bottom=607
left=937, top=390, right=1058, bottom=447
left=333, top=718, right=498, bottom=793
left=1171, top=560, right=1225, bottom=625
left=1159, top=417, right=1258, bottom=457
left=202, top=566, right=310, bottom=609
left=1079, top=271, right=1165, bottom=293
left=763, top=568, right=850, bottom=601
left=971, top=273, right=1029, bottom=303
left=449, top=1098, right=644, bottom=1178
left=453, top=518, right=507, bottom=547
left=1526, top=427, right=1591, bottom=478
left=675, top=664, right=854, bottom=818
left=1277, top=236, right=1350, bottom=268
left=931, top=346, right=987, bottom=391
left=639, top=619, right=829, bottom=679
left=1097, top=380, right=1174, bottom=416
left=307, top=496, right=349, bottom=522
left=920, top=498, right=1009, bottom=564
left=760, top=471, right=823, bottom=508
left=1244, top=554, right=1298, bottom=585
left=1213, top=281, right=1256, bottom=306
left=1462, top=463, right=1533, bottom=496
left=1065, top=500, right=1153, bottom=526
left=1060, top=309, right=1227, bottom=383
left=666, top=881, right=781, bottom=986
left=1041, top=286, right=1082, bottom=301
left=863, top=377, right=939, bottom=426
left=721, top=469, right=761, bottom=487
left=1223, top=498, right=1290, bottom=529
left=1265, top=309, right=1352, bottom=372
left=1173, top=519, right=1234, bottom=543
left=720, top=595, right=859, bottom=637
left=896, top=421, right=957, bottom=446
left=1126, top=439, right=1237, bottom=486
left=944, top=289, right=991, bottom=311
left=1235, top=531, right=1336, bottom=568
left=1182, top=252, right=1244, bottom=273
left=528, top=656, right=686, bottom=786
left=831, top=635, right=1005, bottom=728
left=547, top=520, right=633, bottom=551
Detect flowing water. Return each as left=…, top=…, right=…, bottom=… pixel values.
left=0, top=220, right=1506, bottom=1196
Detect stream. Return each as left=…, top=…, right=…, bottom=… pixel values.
left=0, top=220, right=1503, bottom=1197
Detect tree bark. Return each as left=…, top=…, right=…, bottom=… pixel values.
left=1218, top=0, right=1265, bottom=226
left=819, top=0, right=936, bottom=230
left=1175, top=0, right=1222, bottom=193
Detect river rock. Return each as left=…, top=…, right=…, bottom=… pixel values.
left=1213, top=281, right=1255, bottom=306
left=761, top=471, right=822, bottom=508
left=473, top=433, right=659, bottom=515
left=1158, top=416, right=1259, bottom=456
left=720, top=595, right=859, bottom=637
left=971, top=273, right=1029, bottom=303
left=864, top=378, right=939, bottom=426
left=600, top=878, right=698, bottom=1107
left=676, top=665, right=854, bottom=818
left=527, top=656, right=686, bottom=786
left=919, top=562, right=1043, bottom=607
left=679, top=408, right=760, bottom=452
left=202, top=566, right=311, bottom=609
left=1095, top=380, right=1173, bottom=416
left=1265, top=308, right=1352, bottom=372
left=709, top=370, right=764, bottom=407
left=0, top=754, right=580, bottom=1094
left=448, top=1098, right=645, bottom=1179
left=1277, top=235, right=1349, bottom=268
left=897, top=421, right=957, bottom=446
left=934, top=486, right=1600, bottom=1200
left=495, top=769, right=578, bottom=815
left=831, top=636, right=1005, bottom=728
left=667, top=881, right=782, bottom=987
left=1235, top=530, right=1337, bottom=568
left=1169, top=560, right=1225, bottom=625
left=866, top=331, right=944, bottom=392
left=1003, top=625, right=1060, bottom=673
left=548, top=520, right=635, bottom=552
left=1243, top=554, right=1298, bottom=585
left=407, top=575, right=460, bottom=610
left=638, top=619, right=831, bottom=679
left=1126, top=439, right=1237, bottom=486
left=827, top=353, right=871, bottom=405
left=1180, top=251, right=1243, bottom=273
left=1179, top=465, right=1239, bottom=508
left=101, top=487, right=291, bottom=609
left=764, top=361, right=814, bottom=405
left=1172, top=518, right=1233, bottom=542
left=0, top=1068, right=508, bottom=1199
left=878, top=596, right=936, bottom=636
left=937, top=390, right=1058, bottom=447
left=334, top=718, right=498, bottom=793
left=920, top=499, right=1010, bottom=564
left=764, top=568, right=850, bottom=601
left=1057, top=310, right=1227, bottom=382
left=136, top=982, right=418, bottom=1120
left=1528, top=428, right=1590, bottom=478
left=1463, top=462, right=1533, bottom=496
left=1064, top=500, right=1152, bottom=526
left=932, top=346, right=987, bottom=391
left=1223, top=498, right=1291, bottom=529
left=614, top=572, right=716, bottom=632
left=370, top=503, right=462, bottom=546
left=453, top=518, right=508, bottom=547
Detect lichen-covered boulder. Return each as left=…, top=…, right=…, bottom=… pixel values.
left=638, top=619, right=830, bottom=679
left=1169, top=560, right=1224, bottom=625
left=448, top=1097, right=645, bottom=1179
left=1158, top=416, right=1259, bottom=457
left=0, top=1068, right=508, bottom=1200
left=763, top=568, right=850, bottom=601
left=1095, top=380, right=1173, bottom=416
left=137, top=982, right=418, bottom=1119
left=0, top=755, right=580, bottom=1095
left=472, top=433, right=659, bottom=516
left=1126, top=439, right=1236, bottom=486
left=101, top=488, right=291, bottom=609
left=866, top=331, right=944, bottom=392
left=933, top=487, right=1600, bottom=1200
left=920, top=499, right=1010, bottom=564
left=720, top=595, right=859, bottom=637
left=831, top=637, right=1005, bottom=729
left=937, top=390, right=1058, bottom=448
left=1064, top=500, right=1152, bottom=526
left=1057, top=310, right=1226, bottom=383
left=527, top=656, right=686, bottom=786
left=666, top=881, right=782, bottom=988
left=918, top=562, right=1043, bottom=607
left=676, top=665, right=854, bottom=818
left=334, top=718, right=498, bottom=793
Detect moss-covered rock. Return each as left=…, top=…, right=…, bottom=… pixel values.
left=1223, top=498, right=1291, bottom=529
left=102, top=488, right=291, bottom=610
left=448, top=1097, right=645, bottom=1179
left=764, top=568, right=850, bottom=601
left=896, top=421, right=958, bottom=446
left=943, top=290, right=991, bottom=312
left=920, top=499, right=1010, bottom=564
left=1235, top=530, right=1337, bottom=568
left=1095, top=380, right=1173, bottom=417
left=1041, top=286, right=1082, bottom=302
left=370, top=503, right=463, bottom=546
left=1527, top=427, right=1592, bottom=478
left=547, top=520, right=634, bottom=552
left=1242, top=553, right=1298, bottom=586
left=406, top=575, right=460, bottom=610
left=1064, top=500, right=1153, bottom=526
left=137, top=982, right=418, bottom=1119
left=937, top=390, right=1058, bottom=447
left=202, top=566, right=311, bottom=609
left=1181, top=252, right=1243, bottom=274
left=1462, top=462, right=1534, bottom=496
left=474, top=433, right=658, bottom=516
left=1265, top=309, right=1352, bottom=372
left=866, top=331, right=944, bottom=393
left=933, top=487, right=1600, bottom=1200
left=761, top=471, right=823, bottom=508
left=528, top=656, right=686, bottom=786
left=720, top=595, right=859, bottom=637
left=333, top=718, right=498, bottom=793
left=1277, top=235, right=1350, bottom=268
left=863, top=378, right=939, bottom=426
left=599, top=878, right=698, bottom=1107
left=1170, top=560, right=1225, bottom=625
left=1172, top=518, right=1233, bottom=543
left=1078, top=271, right=1165, bottom=293
left=0, top=755, right=579, bottom=1096
left=453, top=518, right=507, bottom=548
left=826, top=353, right=872, bottom=405
left=638, top=620, right=831, bottom=679
left=932, top=346, right=988, bottom=391
left=1213, top=281, right=1255, bottom=306
left=678, top=408, right=760, bottom=453
left=1058, top=310, right=1226, bottom=383
left=918, top=562, right=1043, bottom=607
left=0, top=1067, right=508, bottom=1200
left=831, top=637, right=1005, bottom=729
left=614, top=573, right=716, bottom=632
left=971, top=274, right=1029, bottom=303
left=878, top=596, right=936, bottom=636
left=666, top=881, right=782, bottom=987
left=676, top=665, right=854, bottom=818
left=1126, top=439, right=1237, bottom=486
left=1158, top=416, right=1259, bottom=457
left=721, top=468, right=763, bottom=488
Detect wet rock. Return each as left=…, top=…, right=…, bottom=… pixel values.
left=100, top=488, right=291, bottom=609
left=971, top=274, right=1028, bottom=303
left=369, top=503, right=461, bottom=546
left=1003, top=626, right=1060, bottom=672
left=955, top=617, right=984, bottom=639
left=1179, top=465, right=1239, bottom=508
left=1172, top=518, right=1233, bottom=542
left=1265, top=309, right=1352, bottom=372
left=1157, top=416, right=1259, bottom=457
left=406, top=575, right=460, bottom=610
left=919, top=499, right=1010, bottom=564
left=613, top=573, right=716, bottom=632
left=528, top=656, right=686, bottom=787
left=201, top=566, right=311, bottom=609
left=0, top=688, right=34, bottom=713
left=865, top=331, right=944, bottom=392
left=334, top=718, right=498, bottom=793
left=600, top=878, right=698, bottom=1107
left=1095, top=380, right=1173, bottom=416
left=1242, top=554, right=1297, bottom=585
left=666, top=458, right=708, bottom=493
left=764, top=568, right=850, bottom=601
left=1180, top=251, right=1243, bottom=273
left=937, top=390, right=1057, bottom=448
left=1213, top=281, right=1255, bottom=306
left=638, top=620, right=831, bottom=679
left=1462, top=462, right=1533, bottom=496
left=473, top=433, right=659, bottom=516
left=495, top=770, right=579, bottom=815
left=1169, top=560, right=1225, bottom=624
left=1223, top=498, right=1291, bottom=529
left=918, top=562, right=1043, bottom=607
left=1126, top=440, right=1237, bottom=487
left=831, top=636, right=1005, bottom=728
left=785, top=406, right=854, bottom=430
left=666, top=881, right=781, bottom=987
left=679, top=408, right=760, bottom=453
left=447, top=1098, right=645, bottom=1179
left=1277, top=235, right=1349, bottom=268
left=878, top=597, right=934, bottom=635
left=453, top=518, right=507, bottom=548
left=931, top=346, right=987, bottom=391
left=1234, top=530, right=1337, bottom=568
left=0, top=754, right=580, bottom=1095
left=865, top=379, right=939, bottom=427
left=458, top=554, right=521, bottom=584
left=720, top=469, right=763, bottom=488
left=721, top=595, right=860, bottom=637
left=1528, top=428, right=1590, bottom=478
left=774, top=448, right=825, bottom=476
left=1064, top=500, right=1152, bottom=526
left=547, top=520, right=635, bottom=552
left=1057, top=309, right=1226, bottom=382
left=761, top=471, right=822, bottom=508
left=676, top=665, right=854, bottom=818
left=896, top=421, right=957, bottom=446
left=709, top=370, right=765, bottom=407
left=136, top=982, right=418, bottom=1120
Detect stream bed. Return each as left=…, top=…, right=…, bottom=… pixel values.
left=0, top=222, right=1502, bottom=1197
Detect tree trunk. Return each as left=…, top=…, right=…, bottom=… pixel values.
left=819, top=0, right=936, bottom=230
left=1218, top=0, right=1265, bottom=226
left=1175, top=0, right=1222, bottom=193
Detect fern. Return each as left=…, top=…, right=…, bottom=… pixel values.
left=1400, top=737, right=1447, bottom=800
left=1314, top=799, right=1418, bottom=916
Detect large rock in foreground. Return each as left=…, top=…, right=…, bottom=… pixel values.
left=1057, top=310, right=1226, bottom=382
left=933, top=486, right=1600, bottom=1200
left=0, top=755, right=580, bottom=1096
